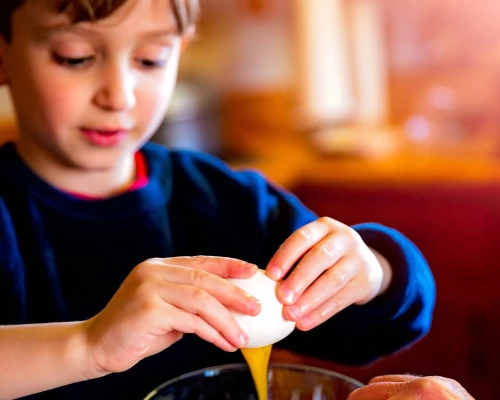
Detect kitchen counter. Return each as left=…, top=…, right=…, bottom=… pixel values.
left=228, top=127, right=500, bottom=189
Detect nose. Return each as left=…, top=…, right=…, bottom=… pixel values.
left=94, top=61, right=137, bottom=111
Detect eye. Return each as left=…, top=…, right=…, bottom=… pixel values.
left=137, top=58, right=166, bottom=69
left=52, top=54, right=94, bottom=68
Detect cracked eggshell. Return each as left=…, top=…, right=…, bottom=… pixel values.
left=227, top=269, right=296, bottom=348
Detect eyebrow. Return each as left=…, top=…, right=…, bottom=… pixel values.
left=34, top=24, right=97, bottom=39
left=34, top=24, right=179, bottom=40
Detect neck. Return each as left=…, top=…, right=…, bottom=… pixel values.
left=15, top=140, right=136, bottom=198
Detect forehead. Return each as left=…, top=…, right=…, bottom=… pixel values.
left=17, top=0, right=178, bottom=38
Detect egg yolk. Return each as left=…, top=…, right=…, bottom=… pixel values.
left=241, top=344, right=273, bottom=400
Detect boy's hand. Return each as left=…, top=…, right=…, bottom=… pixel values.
left=347, top=375, right=475, bottom=399
left=266, top=217, right=392, bottom=331
left=82, top=257, right=260, bottom=377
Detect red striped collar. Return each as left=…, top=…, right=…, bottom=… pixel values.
left=67, top=151, right=149, bottom=200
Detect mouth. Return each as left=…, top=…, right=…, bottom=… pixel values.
left=80, top=127, right=131, bottom=146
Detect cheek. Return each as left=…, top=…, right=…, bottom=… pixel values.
left=136, top=78, right=176, bottom=131
left=36, top=79, right=86, bottom=124
left=11, top=56, right=87, bottom=128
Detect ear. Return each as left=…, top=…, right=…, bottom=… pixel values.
left=180, top=25, right=196, bottom=53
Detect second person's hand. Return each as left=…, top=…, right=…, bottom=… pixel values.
left=347, top=374, right=475, bottom=399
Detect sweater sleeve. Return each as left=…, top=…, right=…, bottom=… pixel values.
left=224, top=169, right=436, bottom=365
left=276, top=222, right=436, bottom=366
left=169, top=150, right=435, bottom=365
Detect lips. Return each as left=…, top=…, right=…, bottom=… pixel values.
left=81, top=127, right=130, bottom=146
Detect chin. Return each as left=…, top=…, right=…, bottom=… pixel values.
left=65, top=154, right=122, bottom=172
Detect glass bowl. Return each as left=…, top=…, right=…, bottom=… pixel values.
left=144, top=362, right=364, bottom=400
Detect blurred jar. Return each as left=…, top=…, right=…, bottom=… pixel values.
left=150, top=78, right=222, bottom=156
left=403, top=83, right=499, bottom=157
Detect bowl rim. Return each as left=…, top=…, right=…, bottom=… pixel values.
left=143, top=362, right=364, bottom=399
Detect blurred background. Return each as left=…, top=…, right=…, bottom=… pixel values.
left=153, top=0, right=500, bottom=161
left=2, top=0, right=500, bottom=398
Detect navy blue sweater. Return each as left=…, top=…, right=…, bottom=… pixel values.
left=0, top=142, right=435, bottom=399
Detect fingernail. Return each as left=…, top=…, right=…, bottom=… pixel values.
left=239, top=332, right=248, bottom=346
left=288, top=305, right=302, bottom=320
left=267, top=266, right=283, bottom=280
left=243, top=292, right=261, bottom=312
left=299, top=316, right=314, bottom=330
left=175, top=332, right=184, bottom=342
left=242, top=262, right=258, bottom=269
left=248, top=298, right=261, bottom=313
left=280, top=287, right=295, bottom=304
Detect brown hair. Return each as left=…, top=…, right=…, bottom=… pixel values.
left=0, top=0, right=200, bottom=41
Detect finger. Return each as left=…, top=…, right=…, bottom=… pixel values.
left=161, top=281, right=248, bottom=348
left=276, top=232, right=348, bottom=306
left=266, top=218, right=334, bottom=281
left=137, top=260, right=260, bottom=316
left=283, top=258, right=357, bottom=321
left=369, top=375, right=420, bottom=384
left=155, top=264, right=261, bottom=316
left=160, top=256, right=259, bottom=279
left=161, top=302, right=239, bottom=352
left=295, top=280, right=361, bottom=331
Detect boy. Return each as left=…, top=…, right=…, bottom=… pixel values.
left=0, top=0, right=435, bottom=399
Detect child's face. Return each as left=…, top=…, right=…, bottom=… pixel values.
left=0, top=0, right=182, bottom=172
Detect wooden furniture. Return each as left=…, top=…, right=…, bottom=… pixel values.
left=0, top=120, right=16, bottom=145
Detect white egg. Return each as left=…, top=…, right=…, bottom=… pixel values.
left=227, top=269, right=296, bottom=348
